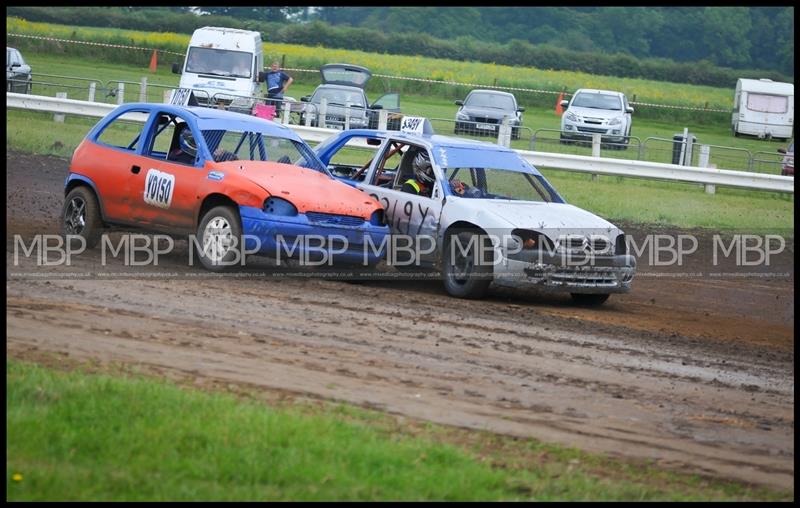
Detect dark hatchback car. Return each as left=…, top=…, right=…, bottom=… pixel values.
left=6, top=47, right=31, bottom=94
left=300, top=64, right=402, bottom=130
left=454, top=89, right=524, bottom=139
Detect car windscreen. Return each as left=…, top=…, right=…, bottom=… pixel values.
left=445, top=168, right=556, bottom=202
left=185, top=47, right=252, bottom=78
left=571, top=93, right=622, bottom=111
left=311, top=87, right=366, bottom=108
left=201, top=129, right=327, bottom=172
left=465, top=93, right=515, bottom=111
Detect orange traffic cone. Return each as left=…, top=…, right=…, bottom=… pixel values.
left=149, top=50, right=158, bottom=73
left=554, top=92, right=564, bottom=115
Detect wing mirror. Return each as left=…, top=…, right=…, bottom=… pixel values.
left=560, top=100, right=569, bottom=108
left=367, top=138, right=382, bottom=146
left=171, top=63, right=181, bottom=75
left=777, top=148, right=787, bottom=154
left=455, top=100, right=464, bottom=106
left=300, top=96, right=310, bottom=102
left=517, top=107, right=526, bottom=112
left=371, top=104, right=383, bottom=110
left=626, top=106, right=635, bottom=114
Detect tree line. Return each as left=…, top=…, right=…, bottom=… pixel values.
left=7, top=6, right=793, bottom=88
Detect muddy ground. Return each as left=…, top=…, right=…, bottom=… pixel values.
left=5, top=152, right=794, bottom=491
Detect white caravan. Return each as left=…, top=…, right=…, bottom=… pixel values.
left=172, top=26, right=264, bottom=110
left=732, top=78, right=794, bottom=140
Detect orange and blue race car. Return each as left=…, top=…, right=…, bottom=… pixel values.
left=62, top=103, right=389, bottom=269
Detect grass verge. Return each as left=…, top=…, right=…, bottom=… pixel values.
left=6, top=358, right=791, bottom=501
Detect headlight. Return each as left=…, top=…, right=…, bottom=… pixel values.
left=511, top=229, right=553, bottom=250
left=456, top=111, right=470, bottom=120
left=609, top=117, right=622, bottom=126
left=565, top=112, right=578, bottom=122
left=263, top=197, right=298, bottom=216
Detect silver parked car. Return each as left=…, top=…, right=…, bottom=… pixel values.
left=6, top=47, right=31, bottom=94
left=560, top=88, right=633, bottom=149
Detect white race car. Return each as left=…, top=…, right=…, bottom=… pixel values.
left=314, top=118, right=636, bottom=305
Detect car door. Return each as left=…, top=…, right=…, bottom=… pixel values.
left=357, top=140, right=443, bottom=265
left=369, top=93, right=400, bottom=130
left=127, top=111, right=204, bottom=230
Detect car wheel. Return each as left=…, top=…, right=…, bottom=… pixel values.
left=570, top=293, right=610, bottom=306
left=196, top=206, right=243, bottom=272
left=62, top=186, right=103, bottom=249
left=442, top=230, right=492, bottom=299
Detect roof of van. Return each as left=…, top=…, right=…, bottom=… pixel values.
left=193, top=26, right=262, bottom=37
left=738, top=79, right=794, bottom=95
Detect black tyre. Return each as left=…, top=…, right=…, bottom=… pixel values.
left=195, top=206, right=243, bottom=272
left=511, top=127, right=520, bottom=140
left=62, top=186, right=103, bottom=249
left=442, top=230, right=492, bottom=299
left=570, top=293, right=610, bottom=306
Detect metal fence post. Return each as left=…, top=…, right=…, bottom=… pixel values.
left=282, top=101, right=291, bottom=124
left=88, top=82, right=96, bottom=102
left=117, top=82, right=125, bottom=105
left=498, top=116, right=511, bottom=148
left=304, top=105, right=313, bottom=126
left=54, top=92, right=67, bottom=123
left=319, top=98, right=327, bottom=129
left=698, top=145, right=716, bottom=194
left=139, top=77, right=147, bottom=102
left=591, top=133, right=601, bottom=181
left=378, top=109, right=388, bottom=131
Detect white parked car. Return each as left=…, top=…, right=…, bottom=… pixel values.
left=560, top=88, right=633, bottom=149
left=314, top=118, right=636, bottom=306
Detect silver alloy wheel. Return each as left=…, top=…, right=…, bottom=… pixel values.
left=202, top=216, right=233, bottom=264
left=63, top=196, right=86, bottom=235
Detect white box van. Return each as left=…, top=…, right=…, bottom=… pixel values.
left=732, top=78, right=794, bottom=140
left=172, top=26, right=264, bottom=110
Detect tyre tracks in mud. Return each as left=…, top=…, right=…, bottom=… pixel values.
left=5, top=151, right=795, bottom=490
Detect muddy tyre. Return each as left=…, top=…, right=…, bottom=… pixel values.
left=442, top=230, right=492, bottom=299
left=62, top=186, right=103, bottom=249
left=571, top=293, right=610, bottom=306
left=195, top=206, right=243, bottom=272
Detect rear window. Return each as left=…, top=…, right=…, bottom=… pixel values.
left=746, top=94, right=788, bottom=114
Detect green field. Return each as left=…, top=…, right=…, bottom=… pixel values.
left=6, top=359, right=790, bottom=501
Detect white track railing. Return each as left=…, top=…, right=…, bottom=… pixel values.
left=7, top=93, right=794, bottom=194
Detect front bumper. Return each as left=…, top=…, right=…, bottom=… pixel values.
left=240, top=206, right=389, bottom=265
left=561, top=119, right=625, bottom=141
left=493, top=249, right=637, bottom=294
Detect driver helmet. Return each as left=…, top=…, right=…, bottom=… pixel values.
left=179, top=126, right=198, bottom=157
left=412, top=151, right=434, bottom=185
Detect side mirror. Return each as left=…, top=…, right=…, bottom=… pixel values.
left=455, top=100, right=464, bottom=106
left=777, top=148, right=787, bottom=154
left=257, top=71, right=266, bottom=83
left=300, top=96, right=310, bottom=102
left=371, top=104, right=383, bottom=110
left=171, top=63, right=181, bottom=75
left=367, top=137, right=382, bottom=146
left=11, top=62, right=20, bottom=68
left=626, top=107, right=634, bottom=114
left=560, top=100, right=569, bottom=108
left=517, top=107, right=525, bottom=112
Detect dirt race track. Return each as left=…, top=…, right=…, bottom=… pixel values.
left=6, top=152, right=795, bottom=491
